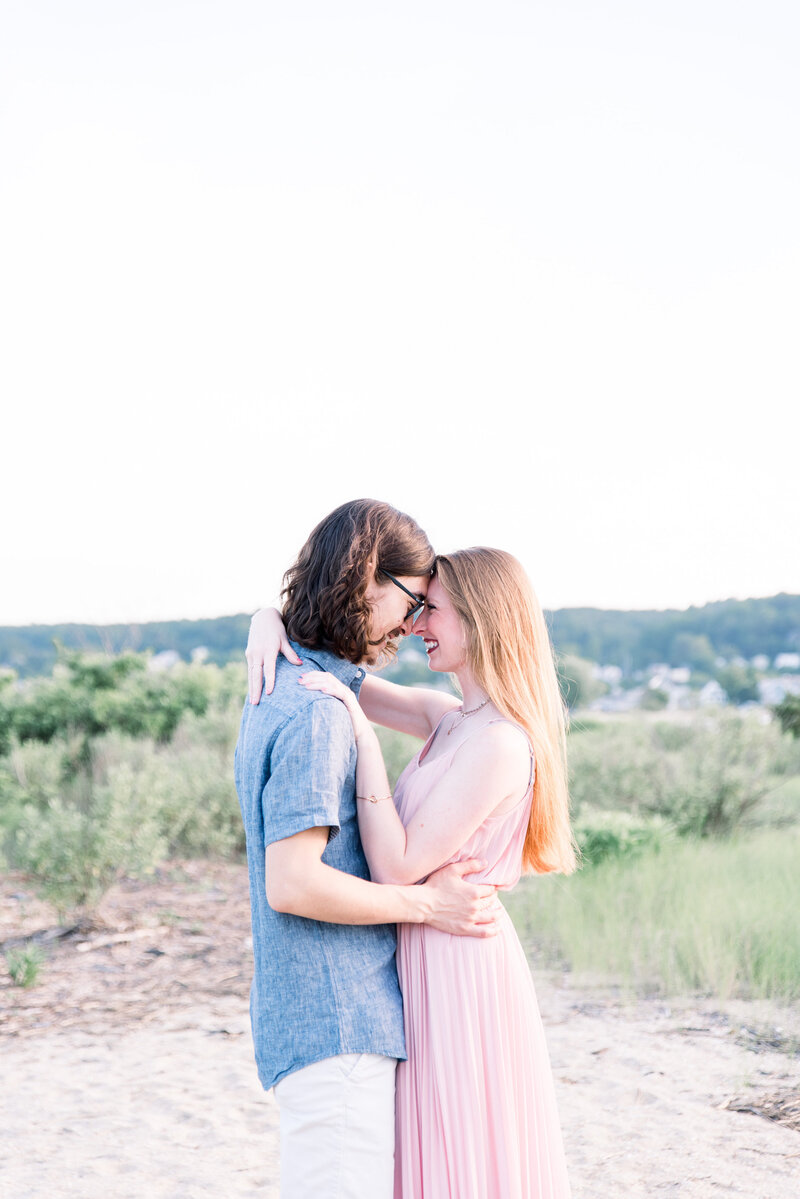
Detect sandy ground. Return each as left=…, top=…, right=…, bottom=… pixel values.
left=1, top=864, right=798, bottom=1199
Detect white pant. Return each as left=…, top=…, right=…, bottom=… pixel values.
left=273, top=1053, right=397, bottom=1199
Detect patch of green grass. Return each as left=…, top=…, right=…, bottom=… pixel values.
left=504, top=828, right=800, bottom=1001
left=157, top=908, right=183, bottom=926
left=4, top=943, right=45, bottom=988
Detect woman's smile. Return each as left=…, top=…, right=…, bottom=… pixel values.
left=413, top=577, right=466, bottom=671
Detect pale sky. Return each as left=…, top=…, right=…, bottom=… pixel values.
left=2, top=1, right=798, bottom=625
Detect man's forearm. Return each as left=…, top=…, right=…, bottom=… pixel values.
left=267, top=856, right=430, bottom=925
left=265, top=828, right=498, bottom=937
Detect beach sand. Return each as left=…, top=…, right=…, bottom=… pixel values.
left=2, top=863, right=798, bottom=1198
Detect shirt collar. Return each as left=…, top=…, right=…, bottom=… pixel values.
left=291, top=640, right=366, bottom=694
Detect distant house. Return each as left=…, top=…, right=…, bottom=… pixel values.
left=589, top=687, right=645, bottom=713
left=651, top=678, right=694, bottom=710
left=148, top=650, right=181, bottom=672
left=758, top=675, right=800, bottom=705
left=644, top=665, right=673, bottom=693
left=592, top=663, right=623, bottom=686
left=699, top=680, right=727, bottom=707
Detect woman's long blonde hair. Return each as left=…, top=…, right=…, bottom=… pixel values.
left=434, top=548, right=577, bottom=875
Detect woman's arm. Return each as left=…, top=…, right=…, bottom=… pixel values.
left=358, top=674, right=460, bottom=740
left=299, top=673, right=529, bottom=886
left=354, top=721, right=529, bottom=883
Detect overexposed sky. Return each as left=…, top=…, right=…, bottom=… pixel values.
left=2, top=1, right=798, bottom=625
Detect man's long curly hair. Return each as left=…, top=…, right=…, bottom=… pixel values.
left=281, top=499, right=434, bottom=664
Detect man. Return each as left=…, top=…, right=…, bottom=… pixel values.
left=235, top=499, right=497, bottom=1199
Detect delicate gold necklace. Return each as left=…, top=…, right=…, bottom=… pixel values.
left=446, top=699, right=490, bottom=735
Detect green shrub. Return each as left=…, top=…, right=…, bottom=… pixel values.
left=6, top=739, right=63, bottom=811
left=4, top=944, right=45, bottom=988
left=759, top=773, right=800, bottom=827
left=115, top=734, right=244, bottom=860
left=557, top=654, right=607, bottom=710
left=7, top=651, right=217, bottom=758
left=573, top=808, right=673, bottom=867
left=0, top=672, right=15, bottom=757
left=1, top=656, right=246, bottom=915
left=774, top=694, right=800, bottom=738
left=0, top=742, right=61, bottom=871
left=13, top=770, right=165, bottom=918
left=5, top=697, right=245, bottom=916
left=568, top=712, right=793, bottom=836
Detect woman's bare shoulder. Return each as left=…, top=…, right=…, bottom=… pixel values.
left=453, top=719, right=532, bottom=769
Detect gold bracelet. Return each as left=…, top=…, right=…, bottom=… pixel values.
left=356, top=794, right=393, bottom=804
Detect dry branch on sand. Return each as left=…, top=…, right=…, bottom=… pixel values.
left=720, top=1089, right=800, bottom=1134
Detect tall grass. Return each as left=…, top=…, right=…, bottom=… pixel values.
left=504, top=829, right=800, bottom=1000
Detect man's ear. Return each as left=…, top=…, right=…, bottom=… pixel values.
left=364, top=554, right=379, bottom=591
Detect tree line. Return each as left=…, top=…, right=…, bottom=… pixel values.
left=1, top=593, right=798, bottom=680
left=548, top=593, right=800, bottom=672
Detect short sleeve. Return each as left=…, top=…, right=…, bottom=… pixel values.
left=262, top=697, right=354, bottom=848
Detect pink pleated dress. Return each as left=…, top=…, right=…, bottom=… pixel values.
left=393, top=721, right=571, bottom=1199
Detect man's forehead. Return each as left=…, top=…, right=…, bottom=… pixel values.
left=392, top=574, right=429, bottom=598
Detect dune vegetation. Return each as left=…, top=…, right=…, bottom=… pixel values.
left=2, top=651, right=799, bottom=998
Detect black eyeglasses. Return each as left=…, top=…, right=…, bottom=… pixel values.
left=382, top=571, right=426, bottom=621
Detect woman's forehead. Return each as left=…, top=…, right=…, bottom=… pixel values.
left=427, top=576, right=447, bottom=602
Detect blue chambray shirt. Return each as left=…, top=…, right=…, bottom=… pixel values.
left=234, top=641, right=406, bottom=1091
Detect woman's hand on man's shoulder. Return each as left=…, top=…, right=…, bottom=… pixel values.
left=246, top=607, right=302, bottom=702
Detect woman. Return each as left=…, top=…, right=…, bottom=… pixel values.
left=251, top=548, right=574, bottom=1198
